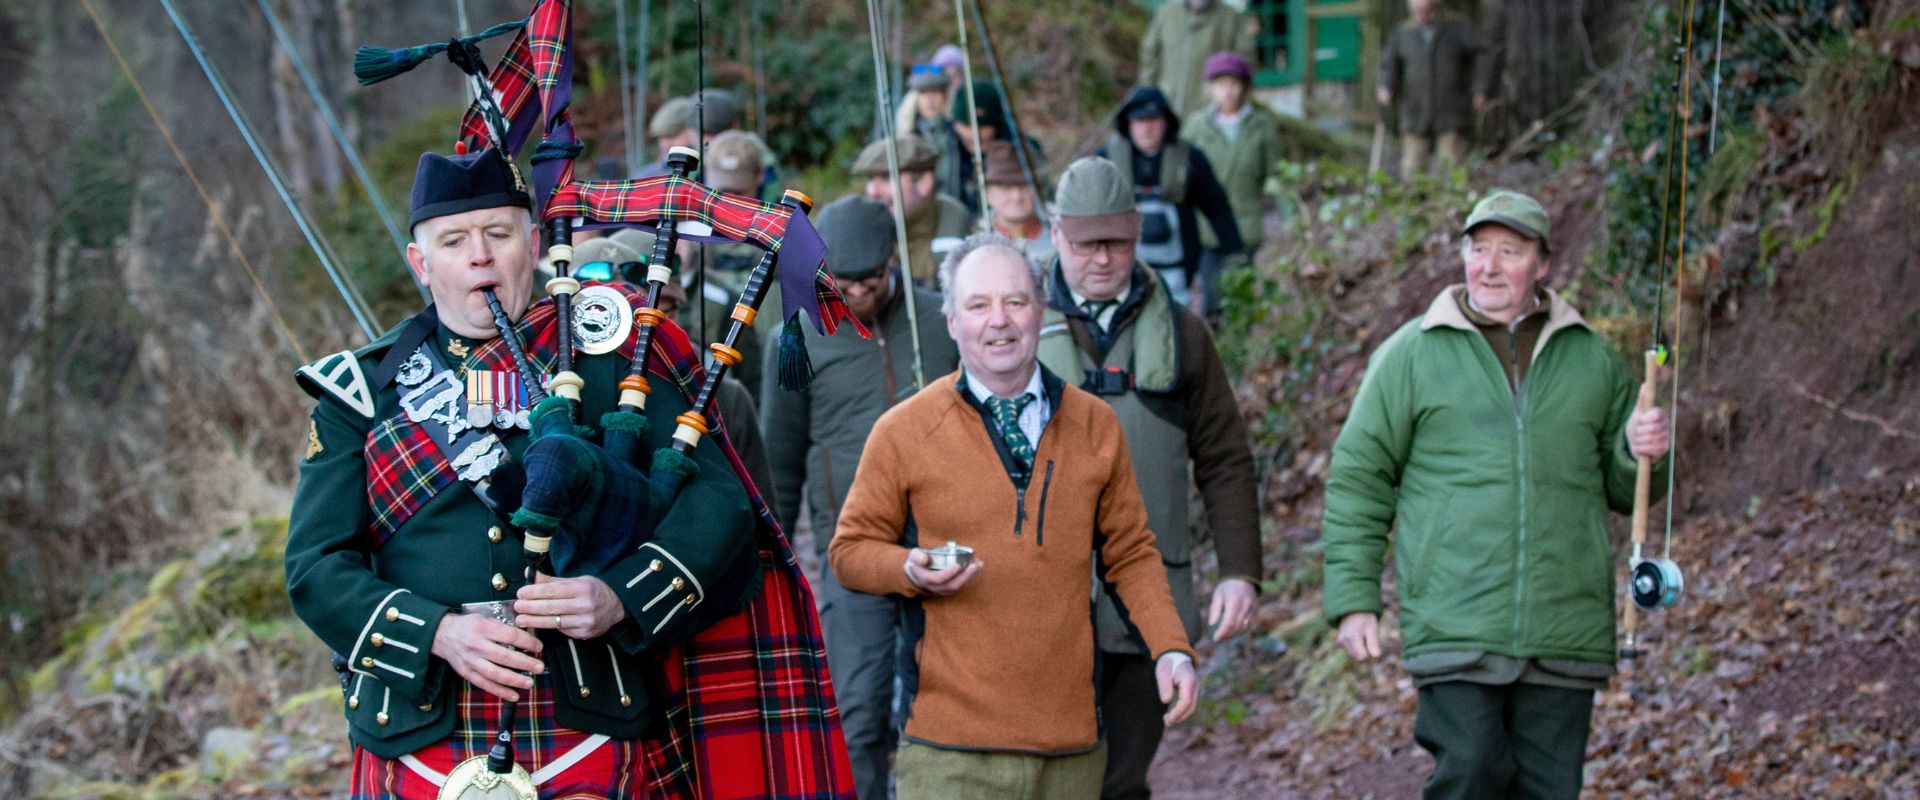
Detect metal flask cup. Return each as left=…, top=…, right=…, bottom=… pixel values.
left=925, top=541, right=975, bottom=571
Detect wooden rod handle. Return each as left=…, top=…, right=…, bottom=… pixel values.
left=1628, top=349, right=1658, bottom=548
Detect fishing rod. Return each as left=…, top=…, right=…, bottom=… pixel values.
left=861, top=0, right=926, bottom=391
left=254, top=0, right=426, bottom=302
left=160, top=0, right=380, bottom=341
left=1621, top=0, right=1699, bottom=662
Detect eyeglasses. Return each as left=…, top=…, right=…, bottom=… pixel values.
left=1064, top=239, right=1130, bottom=258
left=574, top=260, right=644, bottom=283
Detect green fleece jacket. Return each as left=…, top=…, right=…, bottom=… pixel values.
left=1321, top=286, right=1669, bottom=664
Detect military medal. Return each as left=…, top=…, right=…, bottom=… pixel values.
left=467, top=369, right=495, bottom=428
left=572, top=285, right=633, bottom=356
left=514, top=377, right=532, bottom=429
left=493, top=370, right=518, bottom=428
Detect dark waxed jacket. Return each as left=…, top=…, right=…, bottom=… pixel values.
left=760, top=287, right=959, bottom=554
left=1103, top=87, right=1245, bottom=275
left=1380, top=15, right=1493, bottom=137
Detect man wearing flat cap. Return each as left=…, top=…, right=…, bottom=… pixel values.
left=760, top=196, right=959, bottom=800
left=638, top=90, right=745, bottom=178
left=982, top=139, right=1054, bottom=268
left=285, top=146, right=762, bottom=797
left=854, top=134, right=974, bottom=288
left=898, top=63, right=965, bottom=208
left=1040, top=156, right=1263, bottom=800
left=1323, top=189, right=1671, bottom=800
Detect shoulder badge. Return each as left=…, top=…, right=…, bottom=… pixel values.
left=305, top=420, right=324, bottom=461
left=297, top=350, right=376, bottom=419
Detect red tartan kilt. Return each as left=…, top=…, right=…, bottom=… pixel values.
left=349, top=679, right=644, bottom=800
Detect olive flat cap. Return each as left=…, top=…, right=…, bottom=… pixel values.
left=815, top=196, right=897, bottom=279
left=851, top=134, right=939, bottom=176
left=1050, top=156, right=1138, bottom=243
left=1464, top=189, right=1551, bottom=253
left=649, top=97, right=693, bottom=138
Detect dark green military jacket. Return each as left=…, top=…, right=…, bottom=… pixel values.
left=286, top=305, right=754, bottom=759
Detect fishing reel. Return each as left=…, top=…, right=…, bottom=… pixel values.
left=1630, top=557, right=1684, bottom=610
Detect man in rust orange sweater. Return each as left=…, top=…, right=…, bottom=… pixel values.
left=829, top=233, right=1199, bottom=800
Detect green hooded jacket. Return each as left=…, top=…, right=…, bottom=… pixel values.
left=1321, top=286, right=1669, bottom=664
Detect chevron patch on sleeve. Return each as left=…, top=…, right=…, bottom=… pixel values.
left=297, top=350, right=375, bottom=419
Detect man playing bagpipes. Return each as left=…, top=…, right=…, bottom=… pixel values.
left=285, top=3, right=864, bottom=793
left=286, top=141, right=853, bottom=798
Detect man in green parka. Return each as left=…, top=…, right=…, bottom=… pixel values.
left=1321, top=189, right=1671, bottom=800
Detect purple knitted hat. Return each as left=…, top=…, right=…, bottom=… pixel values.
left=1204, top=51, right=1253, bottom=83
left=931, top=44, right=965, bottom=70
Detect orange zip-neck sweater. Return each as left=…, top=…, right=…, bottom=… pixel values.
left=829, top=371, right=1192, bottom=754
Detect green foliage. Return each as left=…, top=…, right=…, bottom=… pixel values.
left=1598, top=0, right=1869, bottom=321
left=1797, top=32, right=1908, bottom=168
left=1220, top=158, right=1472, bottom=453
left=1791, top=168, right=1857, bottom=252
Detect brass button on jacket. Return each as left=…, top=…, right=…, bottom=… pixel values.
left=370, top=633, right=385, bottom=647
left=491, top=573, right=508, bottom=592
left=488, top=525, right=503, bottom=543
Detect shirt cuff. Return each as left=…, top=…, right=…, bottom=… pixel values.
left=1158, top=651, right=1194, bottom=670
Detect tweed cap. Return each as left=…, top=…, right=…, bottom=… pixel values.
left=408, top=147, right=530, bottom=228
left=704, top=130, right=769, bottom=195
left=815, top=196, right=897, bottom=279
left=649, top=91, right=741, bottom=139
left=1050, top=156, right=1138, bottom=243
left=693, top=89, right=741, bottom=132
left=649, top=97, right=693, bottom=138
left=1464, top=189, right=1551, bottom=253
left=851, top=134, right=939, bottom=176
left=908, top=63, right=949, bottom=92
left=981, top=140, right=1031, bottom=186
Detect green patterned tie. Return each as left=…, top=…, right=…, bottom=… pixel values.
left=986, top=394, right=1037, bottom=470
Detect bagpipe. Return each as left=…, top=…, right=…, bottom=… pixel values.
left=357, top=1, right=864, bottom=796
